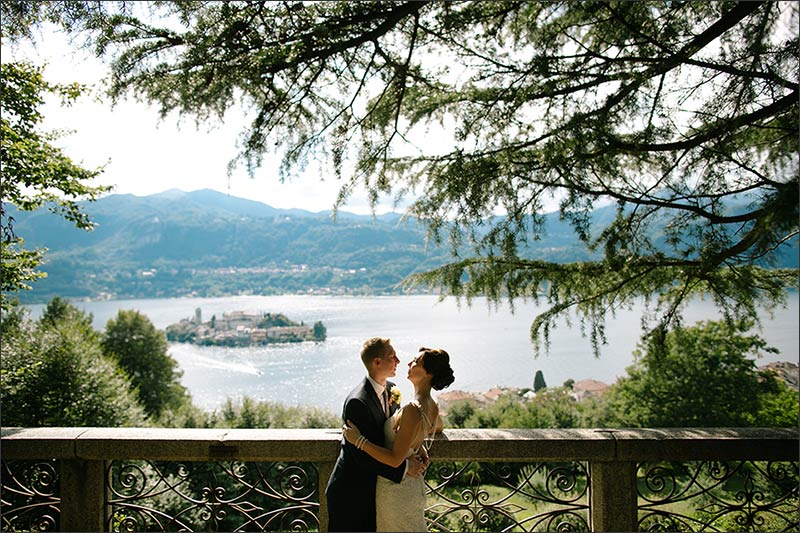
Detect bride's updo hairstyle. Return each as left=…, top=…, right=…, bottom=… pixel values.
left=419, top=347, right=455, bottom=391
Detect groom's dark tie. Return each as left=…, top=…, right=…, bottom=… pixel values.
left=382, top=388, right=389, bottom=417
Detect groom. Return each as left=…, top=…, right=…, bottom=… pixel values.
left=325, top=337, right=427, bottom=531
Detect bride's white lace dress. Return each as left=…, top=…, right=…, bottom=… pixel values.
left=375, top=401, right=433, bottom=532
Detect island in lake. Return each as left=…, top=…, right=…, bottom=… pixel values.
left=166, top=308, right=326, bottom=346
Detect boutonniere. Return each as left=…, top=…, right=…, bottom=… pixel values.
left=389, top=385, right=402, bottom=407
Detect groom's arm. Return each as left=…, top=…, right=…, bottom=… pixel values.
left=344, top=398, right=406, bottom=483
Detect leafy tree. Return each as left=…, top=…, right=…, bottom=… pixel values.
left=0, top=303, right=147, bottom=427
left=603, top=319, right=797, bottom=428
left=533, top=370, right=547, bottom=392
left=0, top=0, right=119, bottom=42
left=4, top=2, right=797, bottom=352
left=39, top=295, right=94, bottom=332
left=0, top=60, right=110, bottom=311
left=102, top=310, right=190, bottom=418
left=445, top=399, right=475, bottom=428
left=312, top=320, right=327, bottom=341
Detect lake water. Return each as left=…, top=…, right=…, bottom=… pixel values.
left=26, top=293, right=799, bottom=415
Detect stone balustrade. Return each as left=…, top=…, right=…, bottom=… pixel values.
left=2, top=427, right=797, bottom=532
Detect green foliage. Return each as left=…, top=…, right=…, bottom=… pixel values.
left=12, top=1, right=795, bottom=352
left=256, top=312, right=295, bottom=329
left=8, top=189, right=454, bottom=303
left=0, top=239, right=44, bottom=307
left=432, top=504, right=516, bottom=533
left=533, top=370, right=547, bottom=392
left=445, top=399, right=476, bottom=428
left=102, top=310, right=191, bottom=418
left=443, top=321, right=798, bottom=430
left=151, top=396, right=341, bottom=430
left=589, top=320, right=796, bottom=428
left=154, top=400, right=208, bottom=429
left=0, top=297, right=342, bottom=430
left=208, top=397, right=339, bottom=429
left=106, top=457, right=320, bottom=532
left=695, top=506, right=796, bottom=533
left=447, top=390, right=580, bottom=429
left=755, top=381, right=800, bottom=429
left=0, top=303, right=147, bottom=427
left=312, top=320, right=327, bottom=341
left=0, top=0, right=121, bottom=42
left=39, top=295, right=94, bottom=332
left=410, top=258, right=796, bottom=356
left=0, top=60, right=110, bottom=311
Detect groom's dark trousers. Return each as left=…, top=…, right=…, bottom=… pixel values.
left=326, top=377, right=404, bottom=532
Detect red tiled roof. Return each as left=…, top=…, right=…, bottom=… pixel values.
left=573, top=379, right=610, bottom=393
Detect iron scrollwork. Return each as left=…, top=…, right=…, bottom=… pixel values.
left=1, top=459, right=60, bottom=532
left=638, top=460, right=800, bottom=532
left=424, top=461, right=590, bottom=532
left=106, top=460, right=319, bottom=532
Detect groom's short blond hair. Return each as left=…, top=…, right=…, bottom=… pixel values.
left=361, top=337, right=392, bottom=368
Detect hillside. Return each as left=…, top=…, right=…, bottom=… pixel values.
left=8, top=190, right=441, bottom=301
left=8, top=189, right=797, bottom=303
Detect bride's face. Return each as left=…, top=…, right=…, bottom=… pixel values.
left=407, top=353, right=430, bottom=384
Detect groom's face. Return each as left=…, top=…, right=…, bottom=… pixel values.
left=378, top=345, right=400, bottom=379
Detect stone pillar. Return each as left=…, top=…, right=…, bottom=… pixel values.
left=317, top=461, right=334, bottom=532
left=589, top=461, right=637, bottom=532
left=60, top=459, right=106, bottom=532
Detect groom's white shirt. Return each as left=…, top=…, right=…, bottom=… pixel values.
left=367, top=375, right=386, bottom=400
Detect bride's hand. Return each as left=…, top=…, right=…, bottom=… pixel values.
left=343, top=420, right=362, bottom=445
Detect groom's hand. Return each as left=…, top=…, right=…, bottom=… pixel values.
left=416, top=447, right=429, bottom=465
left=406, top=454, right=428, bottom=478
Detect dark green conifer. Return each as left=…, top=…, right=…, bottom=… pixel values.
left=534, top=370, right=547, bottom=393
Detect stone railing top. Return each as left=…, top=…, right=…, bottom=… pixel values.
left=1, top=427, right=797, bottom=462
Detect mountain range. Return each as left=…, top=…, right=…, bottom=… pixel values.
left=8, top=189, right=797, bottom=303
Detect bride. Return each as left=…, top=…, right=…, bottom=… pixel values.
left=344, top=347, right=455, bottom=532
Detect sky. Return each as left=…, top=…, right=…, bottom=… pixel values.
left=5, top=26, right=404, bottom=215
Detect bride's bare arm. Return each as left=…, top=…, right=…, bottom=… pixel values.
left=344, top=404, right=422, bottom=468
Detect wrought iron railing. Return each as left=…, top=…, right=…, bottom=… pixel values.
left=1, top=427, right=797, bottom=532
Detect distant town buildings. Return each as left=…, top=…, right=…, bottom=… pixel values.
left=570, top=379, right=611, bottom=402
left=762, top=361, right=799, bottom=391
left=166, top=308, right=326, bottom=346
left=436, top=362, right=797, bottom=416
